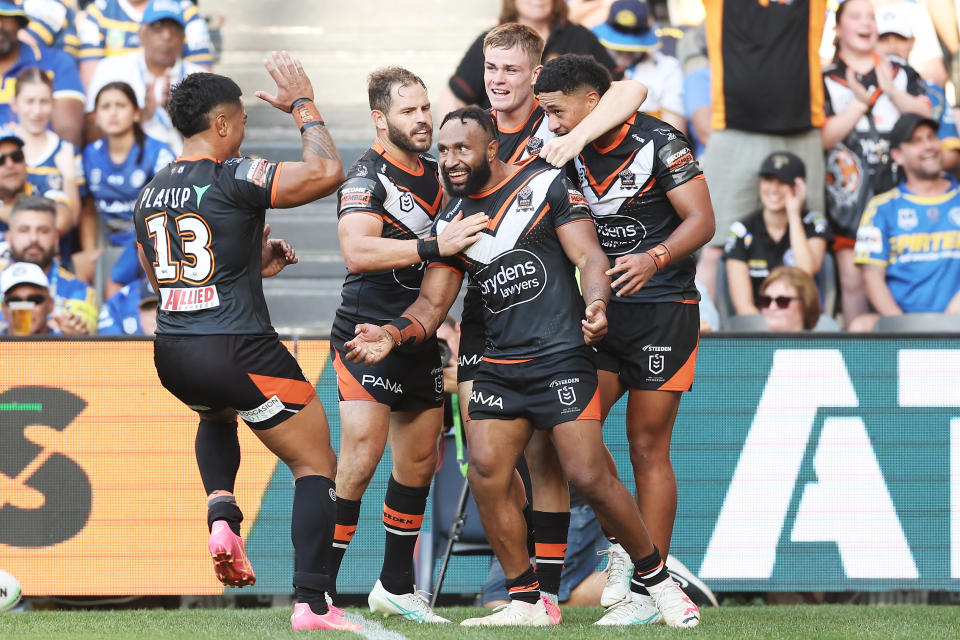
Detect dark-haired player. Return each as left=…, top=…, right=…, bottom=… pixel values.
left=345, top=107, right=700, bottom=629
left=327, top=67, right=486, bottom=623
left=535, top=54, right=714, bottom=625
left=134, top=52, right=359, bottom=632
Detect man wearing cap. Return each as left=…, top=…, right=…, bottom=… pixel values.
left=97, top=277, right=158, bottom=336
left=1, top=194, right=97, bottom=333
left=78, top=0, right=213, bottom=85
left=0, top=1, right=84, bottom=146
left=875, top=7, right=960, bottom=172
left=723, top=151, right=831, bottom=316
left=593, top=0, right=685, bottom=134
left=851, top=114, right=960, bottom=330
left=0, top=261, right=87, bottom=334
left=84, top=0, right=207, bottom=153
left=0, top=130, right=74, bottom=237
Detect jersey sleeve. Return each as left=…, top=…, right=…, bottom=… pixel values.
left=46, top=47, right=84, bottom=102
left=551, top=175, right=593, bottom=229
left=337, top=172, right=386, bottom=221
left=223, top=157, right=283, bottom=210
left=723, top=220, right=750, bottom=261
left=77, top=2, right=106, bottom=62
left=651, top=127, right=703, bottom=191
left=854, top=194, right=891, bottom=266
left=448, top=32, right=487, bottom=105
left=182, top=1, right=214, bottom=66
left=802, top=209, right=833, bottom=243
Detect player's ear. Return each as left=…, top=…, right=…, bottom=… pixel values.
left=487, top=138, right=498, bottom=162
left=530, top=64, right=543, bottom=84
left=371, top=109, right=386, bottom=132
left=214, top=112, right=229, bottom=138
left=890, top=147, right=903, bottom=168
left=585, top=90, right=600, bottom=112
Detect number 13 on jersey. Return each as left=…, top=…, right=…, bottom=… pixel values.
left=145, top=212, right=216, bottom=284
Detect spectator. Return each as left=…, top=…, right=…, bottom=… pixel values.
left=821, top=1, right=948, bottom=87
left=0, top=261, right=56, bottom=334
left=724, top=152, right=831, bottom=316
left=84, top=1, right=206, bottom=153
left=436, top=0, right=618, bottom=117
left=696, top=0, right=827, bottom=304
left=22, top=0, right=82, bottom=59
left=11, top=68, right=82, bottom=246
left=0, top=1, right=84, bottom=146
left=851, top=114, right=960, bottom=330
left=77, top=0, right=213, bottom=86
left=0, top=128, right=73, bottom=239
left=680, top=25, right=710, bottom=158
left=822, top=0, right=931, bottom=326
left=0, top=195, right=97, bottom=333
left=758, top=266, right=822, bottom=332
left=874, top=8, right=960, bottom=172
left=97, top=277, right=157, bottom=335
left=592, top=0, right=685, bottom=133
left=79, top=82, right=174, bottom=259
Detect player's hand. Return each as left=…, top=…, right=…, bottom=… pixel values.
left=261, top=224, right=298, bottom=277
left=438, top=212, right=489, bottom=255
left=255, top=50, right=315, bottom=112
left=345, top=323, right=396, bottom=365
left=539, top=128, right=589, bottom=167
left=51, top=312, right=89, bottom=336
left=581, top=300, right=607, bottom=344
left=607, top=253, right=656, bottom=297
left=784, top=177, right=806, bottom=219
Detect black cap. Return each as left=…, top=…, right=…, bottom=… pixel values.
left=758, top=151, right=805, bottom=183
left=889, top=113, right=939, bottom=148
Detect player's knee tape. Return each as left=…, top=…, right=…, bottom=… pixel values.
left=195, top=420, right=240, bottom=496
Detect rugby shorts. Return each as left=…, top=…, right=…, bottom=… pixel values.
left=330, top=334, right=443, bottom=412
left=154, top=333, right=315, bottom=429
left=456, top=287, right=484, bottom=383
left=468, top=346, right=600, bottom=430
left=595, top=300, right=699, bottom=391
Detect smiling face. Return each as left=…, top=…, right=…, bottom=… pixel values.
left=484, top=44, right=540, bottom=116
left=437, top=117, right=495, bottom=197
left=891, top=123, right=943, bottom=181
left=12, top=80, right=53, bottom=136
left=759, top=176, right=791, bottom=215
left=836, top=0, right=878, bottom=56
left=760, top=279, right=804, bottom=332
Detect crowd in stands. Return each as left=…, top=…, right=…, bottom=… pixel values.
left=1, top=0, right=960, bottom=336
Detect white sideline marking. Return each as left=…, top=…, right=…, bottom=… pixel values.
left=344, top=612, right=411, bottom=640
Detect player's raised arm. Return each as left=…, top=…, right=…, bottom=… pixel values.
left=344, top=264, right=463, bottom=364
left=255, top=51, right=345, bottom=207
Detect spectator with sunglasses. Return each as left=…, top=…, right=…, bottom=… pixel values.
left=758, top=266, right=822, bottom=332
left=0, top=260, right=87, bottom=334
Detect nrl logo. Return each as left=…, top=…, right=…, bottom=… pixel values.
left=557, top=386, right=576, bottom=406
left=649, top=354, right=665, bottom=375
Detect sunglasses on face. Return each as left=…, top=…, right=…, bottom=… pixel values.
left=0, top=149, right=25, bottom=165
left=759, top=295, right=797, bottom=309
left=4, top=294, right=47, bottom=305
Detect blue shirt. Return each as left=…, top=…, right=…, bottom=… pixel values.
left=854, top=177, right=960, bottom=313
left=683, top=66, right=710, bottom=158
left=25, top=0, right=81, bottom=58
left=97, top=280, right=146, bottom=335
left=926, top=81, right=960, bottom=150
left=0, top=42, right=84, bottom=127
left=81, top=135, right=174, bottom=246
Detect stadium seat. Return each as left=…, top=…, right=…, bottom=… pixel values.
left=874, top=313, right=960, bottom=333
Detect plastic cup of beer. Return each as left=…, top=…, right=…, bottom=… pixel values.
left=8, top=301, right=35, bottom=335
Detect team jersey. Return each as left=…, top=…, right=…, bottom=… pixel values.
left=24, top=0, right=81, bottom=58
left=927, top=81, right=960, bottom=151
left=854, top=177, right=960, bottom=313
left=134, top=155, right=282, bottom=335
left=77, top=0, right=213, bottom=66
left=723, top=208, right=832, bottom=306
left=433, top=158, right=593, bottom=360
left=333, top=141, right=442, bottom=328
left=574, top=113, right=703, bottom=303
left=823, top=54, right=930, bottom=238
left=25, top=130, right=83, bottom=196
left=623, top=50, right=684, bottom=121
left=97, top=279, right=146, bottom=334
left=491, top=101, right=555, bottom=165
left=82, top=134, right=175, bottom=246
left=0, top=42, right=84, bottom=127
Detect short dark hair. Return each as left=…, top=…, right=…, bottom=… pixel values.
left=10, top=195, right=56, bottom=221
left=368, top=67, right=427, bottom=113
left=169, top=73, right=243, bottom=138
left=440, top=106, right=497, bottom=143
left=534, top=54, right=611, bottom=97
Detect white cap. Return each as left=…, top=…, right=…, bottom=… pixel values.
left=876, top=6, right=913, bottom=39
left=1, top=262, right=49, bottom=296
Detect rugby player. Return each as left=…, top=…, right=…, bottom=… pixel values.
left=134, top=52, right=360, bottom=632
left=327, top=67, right=487, bottom=623
left=535, top=54, right=715, bottom=625
left=459, top=23, right=650, bottom=614
left=345, top=107, right=700, bottom=629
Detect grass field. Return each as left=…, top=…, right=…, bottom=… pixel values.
left=3, top=605, right=960, bottom=639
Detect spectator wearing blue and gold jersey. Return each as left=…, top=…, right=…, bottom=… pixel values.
left=77, top=0, right=212, bottom=87
left=851, top=114, right=960, bottom=331
left=0, top=1, right=85, bottom=146
left=22, top=0, right=82, bottom=59
left=0, top=194, right=97, bottom=332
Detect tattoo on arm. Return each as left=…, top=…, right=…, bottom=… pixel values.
left=302, top=125, right=341, bottom=163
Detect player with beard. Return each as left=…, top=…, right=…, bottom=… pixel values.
left=345, top=107, right=700, bottom=629
left=327, top=67, right=487, bottom=623
left=535, top=54, right=715, bottom=625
